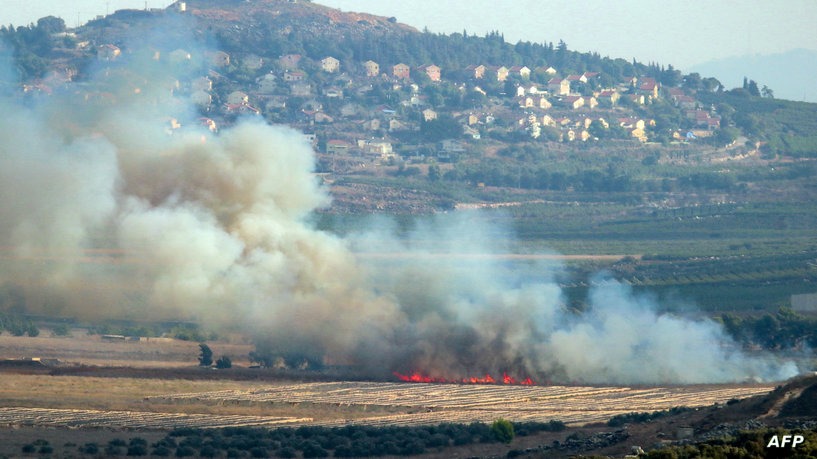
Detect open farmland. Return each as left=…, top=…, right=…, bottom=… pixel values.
left=0, top=373, right=774, bottom=431
left=145, top=381, right=776, bottom=427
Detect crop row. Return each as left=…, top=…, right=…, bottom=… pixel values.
left=0, top=407, right=310, bottom=430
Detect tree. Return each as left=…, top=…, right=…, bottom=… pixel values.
left=216, top=356, right=232, bottom=369
left=198, top=343, right=213, bottom=367
left=427, top=163, right=441, bottom=181
left=490, top=418, right=515, bottom=444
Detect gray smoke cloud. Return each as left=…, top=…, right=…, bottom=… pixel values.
left=0, top=27, right=802, bottom=384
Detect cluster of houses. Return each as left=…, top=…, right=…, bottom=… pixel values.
left=23, top=41, right=723, bottom=163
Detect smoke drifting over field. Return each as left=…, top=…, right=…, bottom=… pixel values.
left=0, top=34, right=801, bottom=384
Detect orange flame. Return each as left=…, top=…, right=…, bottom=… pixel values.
left=393, top=371, right=535, bottom=386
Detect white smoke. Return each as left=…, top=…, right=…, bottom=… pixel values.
left=0, top=27, right=802, bottom=384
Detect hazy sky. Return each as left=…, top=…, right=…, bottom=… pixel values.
left=2, top=0, right=173, bottom=28
left=3, top=0, right=815, bottom=70
left=316, top=0, right=817, bottom=71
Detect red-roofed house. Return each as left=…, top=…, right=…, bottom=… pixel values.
left=393, top=63, right=411, bottom=80
left=548, top=77, right=570, bottom=96
left=465, top=64, right=486, bottom=79
left=417, top=64, right=441, bottom=82
left=509, top=65, right=531, bottom=79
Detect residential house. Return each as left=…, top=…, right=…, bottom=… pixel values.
left=326, top=139, right=353, bottom=155
left=264, top=96, right=288, bottom=111
left=97, top=44, right=121, bottom=61
left=363, top=140, right=394, bottom=159
left=463, top=125, right=481, bottom=140
left=392, top=63, right=411, bottom=80
left=283, top=70, right=306, bottom=82
left=242, top=54, right=264, bottom=70
left=256, top=73, right=277, bottom=94
left=547, top=77, right=570, bottom=96
left=417, top=64, right=441, bottom=82
left=199, top=117, right=217, bottom=132
left=340, top=103, right=363, bottom=117
left=486, top=65, right=509, bottom=82
left=389, top=119, right=409, bottom=131
left=169, top=49, right=192, bottom=63
left=313, top=112, right=334, bottom=124
left=509, top=65, right=531, bottom=79
left=324, top=87, right=344, bottom=98
left=535, top=65, right=557, bottom=76
left=672, top=94, right=697, bottom=110
left=364, top=60, right=380, bottom=77
left=290, top=82, right=312, bottom=97
left=226, top=91, right=249, bottom=105
left=225, top=102, right=260, bottom=116
left=208, top=50, right=230, bottom=67
left=618, top=117, right=646, bottom=130
left=190, top=90, right=212, bottom=107
left=191, top=76, right=212, bottom=92
left=279, top=54, right=302, bottom=69
left=566, top=74, right=588, bottom=84
left=559, top=95, right=585, bottom=110
left=320, top=56, right=340, bottom=73
left=362, top=119, right=381, bottom=131
left=441, top=139, right=467, bottom=154
left=422, top=108, right=438, bottom=121
left=636, top=77, right=660, bottom=99
left=582, top=72, right=599, bottom=80
left=686, top=110, right=721, bottom=130
left=583, top=96, right=598, bottom=109
left=597, top=89, right=620, bottom=107
left=519, top=95, right=551, bottom=109
left=624, top=93, right=645, bottom=105
left=541, top=114, right=555, bottom=127
left=465, top=64, right=486, bottom=79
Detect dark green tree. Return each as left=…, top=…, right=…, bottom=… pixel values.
left=216, top=356, right=232, bottom=369
left=198, top=343, right=213, bottom=366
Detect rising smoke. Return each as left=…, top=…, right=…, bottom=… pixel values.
left=0, top=25, right=801, bottom=384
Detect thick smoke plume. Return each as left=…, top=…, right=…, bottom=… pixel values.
left=0, top=29, right=801, bottom=384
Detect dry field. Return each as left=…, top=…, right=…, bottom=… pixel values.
left=0, top=332, right=254, bottom=368
left=0, top=374, right=775, bottom=431
left=0, top=334, right=779, bottom=432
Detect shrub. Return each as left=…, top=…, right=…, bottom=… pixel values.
left=175, top=446, right=196, bottom=457
left=126, top=445, right=148, bottom=456
left=275, top=446, right=297, bottom=458
left=79, top=443, right=99, bottom=454
left=491, top=418, right=515, bottom=444
left=151, top=446, right=171, bottom=457
left=22, top=444, right=36, bottom=453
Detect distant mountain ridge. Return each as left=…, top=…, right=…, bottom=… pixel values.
left=690, top=48, right=817, bottom=103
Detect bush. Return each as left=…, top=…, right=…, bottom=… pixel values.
left=175, top=446, right=196, bottom=457
left=275, top=446, right=297, bottom=458
left=22, top=444, right=36, bottom=453
left=151, top=446, right=172, bottom=457
left=491, top=418, right=515, bottom=444
left=302, top=440, right=329, bottom=458
left=79, top=443, right=99, bottom=454
left=126, top=444, right=148, bottom=456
